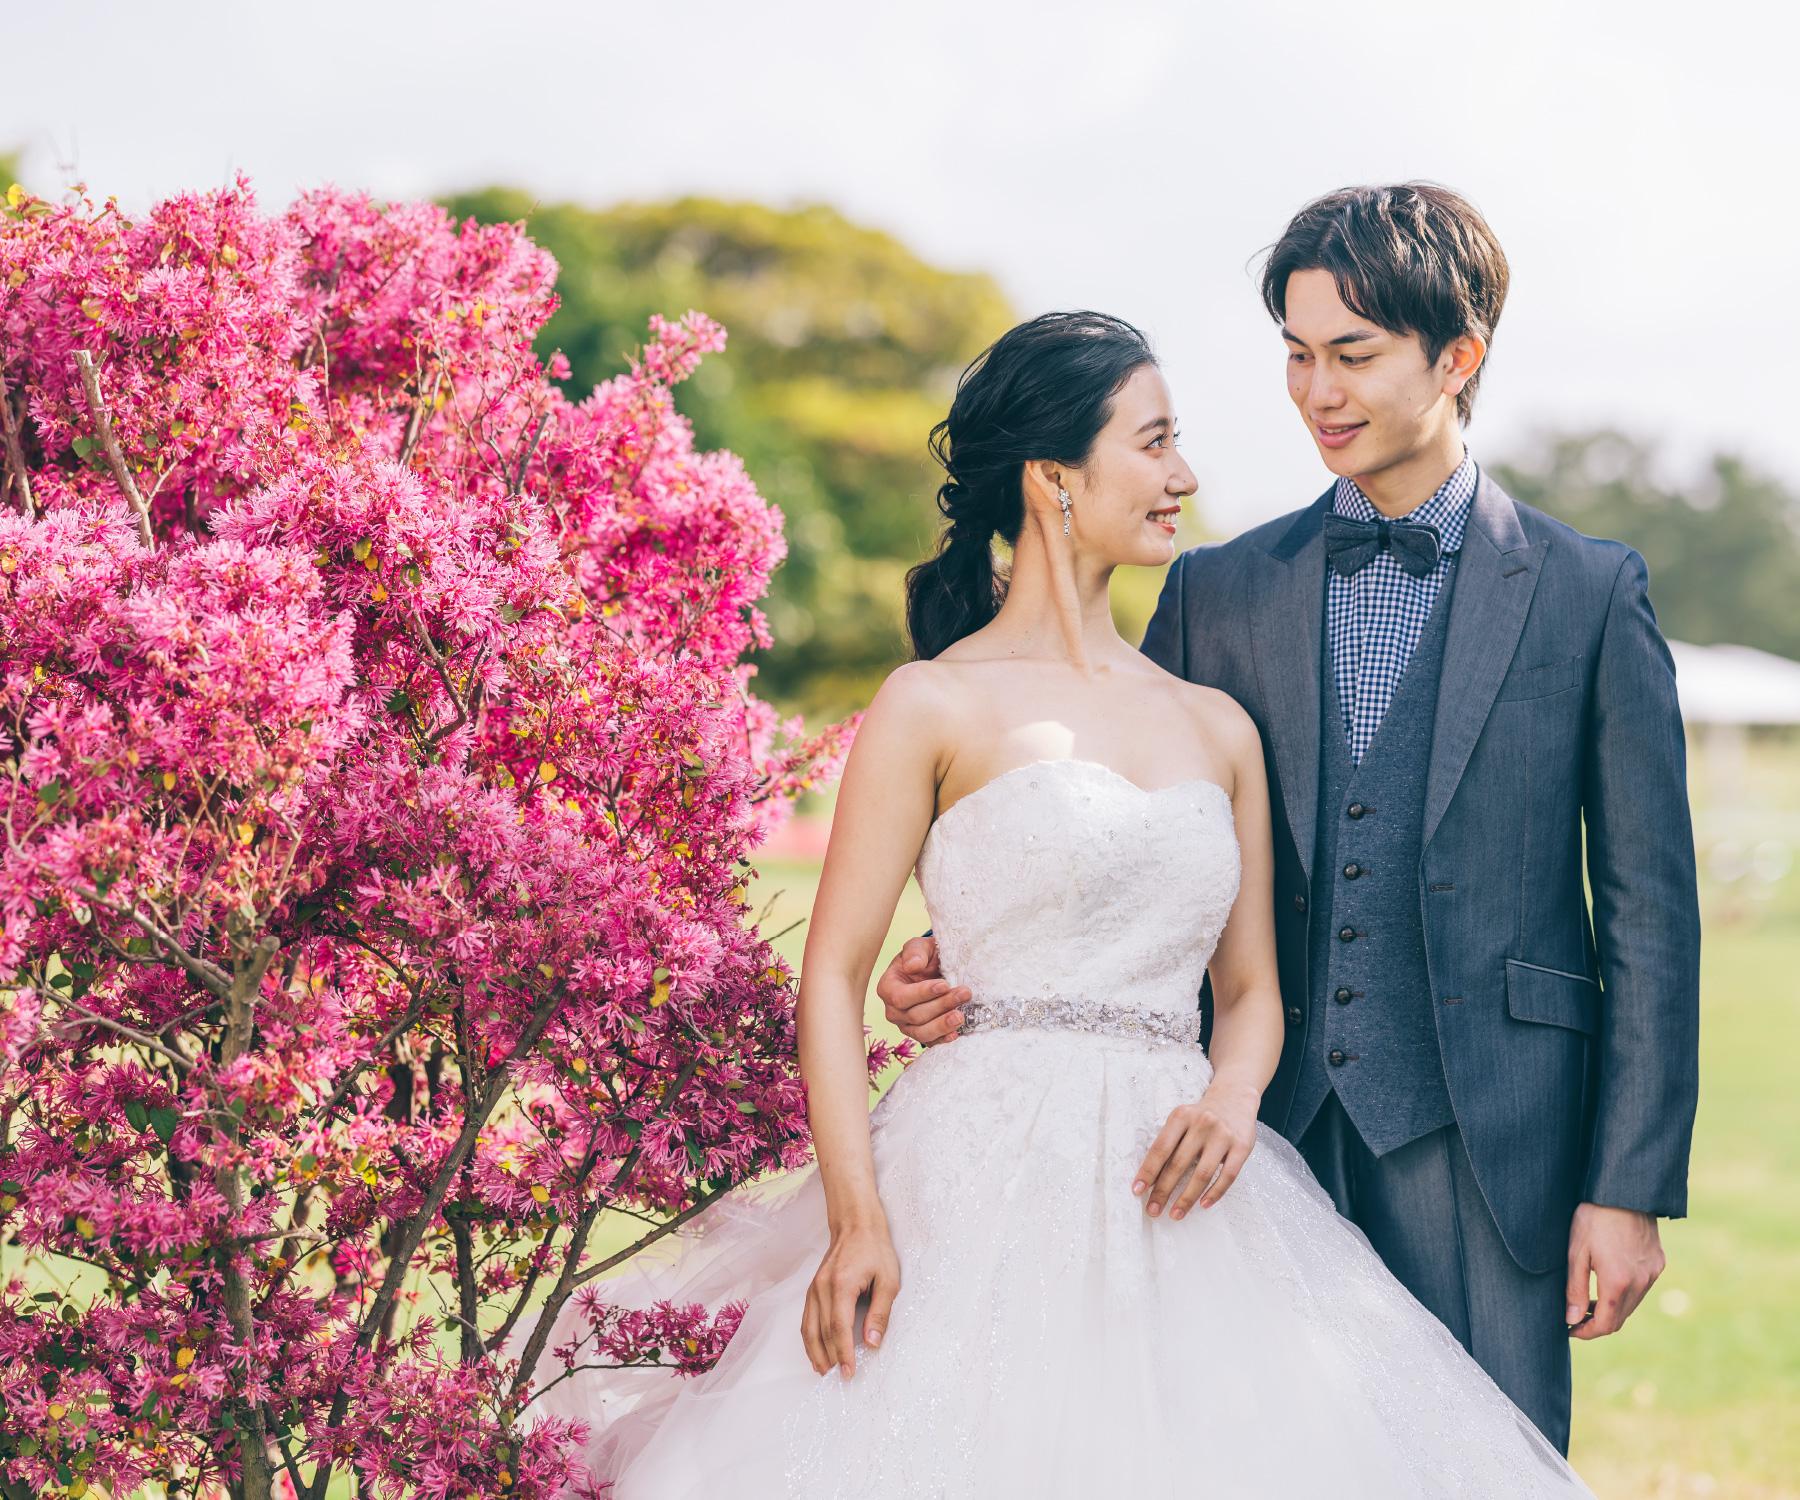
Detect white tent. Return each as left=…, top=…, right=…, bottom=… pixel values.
left=1667, top=641, right=1800, bottom=726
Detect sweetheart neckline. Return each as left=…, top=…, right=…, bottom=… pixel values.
left=927, top=759, right=1231, bottom=847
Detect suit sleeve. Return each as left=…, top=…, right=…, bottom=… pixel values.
left=1140, top=550, right=1189, bottom=675
left=1580, top=547, right=1702, bottom=1217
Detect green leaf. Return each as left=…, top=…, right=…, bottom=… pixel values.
left=146, top=1107, right=179, bottom=1144
left=122, top=1099, right=148, bottom=1132
left=498, top=603, right=522, bottom=624
left=386, top=689, right=412, bottom=715
left=31, top=1292, right=58, bottom=1303
left=34, top=779, right=62, bottom=807
left=0, top=1179, right=21, bottom=1194
left=70, top=435, right=98, bottom=459
left=49, top=972, right=72, bottom=990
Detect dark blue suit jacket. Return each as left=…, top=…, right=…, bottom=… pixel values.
left=1142, top=473, right=1701, bottom=1273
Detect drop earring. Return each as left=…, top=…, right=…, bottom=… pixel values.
left=1057, top=486, right=1072, bottom=537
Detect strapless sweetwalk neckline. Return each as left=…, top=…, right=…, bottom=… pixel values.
left=524, top=759, right=1592, bottom=1499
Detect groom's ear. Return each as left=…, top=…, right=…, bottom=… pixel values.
left=1441, top=332, right=1488, bottom=403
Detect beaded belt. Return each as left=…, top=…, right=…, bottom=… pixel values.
left=958, top=995, right=1202, bottom=1047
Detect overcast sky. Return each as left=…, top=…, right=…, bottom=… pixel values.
left=5, top=0, right=1793, bottom=532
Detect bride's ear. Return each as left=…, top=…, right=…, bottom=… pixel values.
left=1021, top=459, right=1065, bottom=525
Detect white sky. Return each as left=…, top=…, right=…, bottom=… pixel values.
left=4, top=0, right=1794, bottom=532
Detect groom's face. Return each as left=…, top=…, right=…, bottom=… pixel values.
left=1280, top=269, right=1466, bottom=483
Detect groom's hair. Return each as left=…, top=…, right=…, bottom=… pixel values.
left=1262, top=183, right=1509, bottom=423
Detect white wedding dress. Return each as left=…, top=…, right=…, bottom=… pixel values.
left=526, top=759, right=1591, bottom=1497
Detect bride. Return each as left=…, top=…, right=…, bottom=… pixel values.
left=524, top=312, right=1592, bottom=1497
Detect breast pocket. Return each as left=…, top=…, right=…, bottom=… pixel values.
left=1495, top=654, right=1584, bottom=702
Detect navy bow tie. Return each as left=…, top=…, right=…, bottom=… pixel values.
left=1322, top=513, right=1443, bottom=579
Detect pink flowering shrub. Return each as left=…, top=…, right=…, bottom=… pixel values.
left=0, top=179, right=889, bottom=1500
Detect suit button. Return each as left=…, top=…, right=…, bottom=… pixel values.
left=1328, top=1049, right=1347, bottom=1067
left=1293, top=893, right=1308, bottom=913
left=1335, top=988, right=1353, bottom=1004
left=1343, top=863, right=1362, bottom=879
left=1339, top=926, right=1356, bottom=942
left=1347, top=803, right=1366, bottom=819
left=1285, top=1006, right=1303, bottom=1026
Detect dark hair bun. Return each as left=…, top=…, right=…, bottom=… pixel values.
left=905, top=311, right=1155, bottom=660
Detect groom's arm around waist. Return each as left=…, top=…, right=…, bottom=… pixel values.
left=1580, top=545, right=1702, bottom=1218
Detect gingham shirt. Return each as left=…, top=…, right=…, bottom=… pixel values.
left=1329, top=456, right=1478, bottom=764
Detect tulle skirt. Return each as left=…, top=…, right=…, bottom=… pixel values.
left=521, top=1027, right=1591, bottom=1498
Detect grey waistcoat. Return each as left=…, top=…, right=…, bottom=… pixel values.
left=1288, top=567, right=1459, bottom=1155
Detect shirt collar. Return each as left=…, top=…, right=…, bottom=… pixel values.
left=1332, top=454, right=1479, bottom=555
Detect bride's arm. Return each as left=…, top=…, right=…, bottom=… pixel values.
left=1133, top=701, right=1285, bottom=1220
left=797, top=665, right=947, bottom=1378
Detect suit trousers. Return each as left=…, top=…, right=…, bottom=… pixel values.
left=1298, top=1093, right=1573, bottom=1453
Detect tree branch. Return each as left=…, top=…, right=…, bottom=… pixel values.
left=0, top=364, right=33, bottom=519
left=72, top=351, right=153, bottom=548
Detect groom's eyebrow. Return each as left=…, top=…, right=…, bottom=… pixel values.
left=1281, top=326, right=1382, bottom=346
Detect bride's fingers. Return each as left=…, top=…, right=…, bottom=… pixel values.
left=1133, top=1115, right=1188, bottom=1206
left=801, top=1288, right=829, bottom=1375
left=1197, top=1139, right=1255, bottom=1209
left=1145, top=1123, right=1204, bottom=1218
left=828, top=1277, right=863, bottom=1376
left=864, top=1270, right=899, bottom=1351
left=1169, top=1136, right=1227, bottom=1220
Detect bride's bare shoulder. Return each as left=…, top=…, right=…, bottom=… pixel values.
left=1149, top=670, right=1260, bottom=760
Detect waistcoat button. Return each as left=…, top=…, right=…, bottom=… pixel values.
left=1293, top=893, right=1308, bottom=913
left=1339, top=926, right=1356, bottom=942
left=1335, top=988, right=1353, bottom=1004
left=1328, top=1049, right=1347, bottom=1066
left=1344, top=863, right=1362, bottom=879
left=1285, top=1006, right=1303, bottom=1026
left=1347, top=803, right=1366, bottom=819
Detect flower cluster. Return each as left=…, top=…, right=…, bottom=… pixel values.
left=0, top=178, right=882, bottom=1500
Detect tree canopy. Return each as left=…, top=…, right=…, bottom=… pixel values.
left=1494, top=432, right=1800, bottom=660
left=442, top=190, right=1016, bottom=718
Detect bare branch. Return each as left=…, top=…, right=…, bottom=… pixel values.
left=72, top=351, right=153, bottom=548
left=509, top=411, right=550, bottom=497
left=55, top=1001, right=195, bottom=1074
left=0, top=364, right=34, bottom=518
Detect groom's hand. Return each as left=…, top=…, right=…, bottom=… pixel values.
left=1566, top=1202, right=1665, bottom=1339
left=875, top=935, right=970, bottom=1047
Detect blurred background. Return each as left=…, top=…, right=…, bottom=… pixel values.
left=5, top=1, right=1797, bottom=1493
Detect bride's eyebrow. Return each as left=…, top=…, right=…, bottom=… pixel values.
left=1135, top=416, right=1171, bottom=435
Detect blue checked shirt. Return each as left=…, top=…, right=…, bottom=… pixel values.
left=1329, top=455, right=1478, bottom=764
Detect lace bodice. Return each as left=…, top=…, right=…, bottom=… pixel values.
left=915, top=759, right=1240, bottom=1022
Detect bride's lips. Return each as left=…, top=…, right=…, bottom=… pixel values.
left=1315, top=420, right=1366, bottom=451
left=1147, top=506, right=1180, bottom=535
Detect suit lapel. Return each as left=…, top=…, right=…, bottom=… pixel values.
left=1423, top=474, right=1546, bottom=847
left=1249, top=493, right=1330, bottom=881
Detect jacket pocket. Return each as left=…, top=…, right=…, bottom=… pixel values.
left=1495, top=654, right=1583, bottom=702
left=1505, top=960, right=1601, bottom=1035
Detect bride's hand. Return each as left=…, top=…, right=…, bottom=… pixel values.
left=1132, top=1078, right=1261, bottom=1220
left=802, top=1215, right=901, bottom=1378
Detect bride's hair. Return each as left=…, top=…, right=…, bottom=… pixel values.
left=905, top=310, right=1156, bottom=660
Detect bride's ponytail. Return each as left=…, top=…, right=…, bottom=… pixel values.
left=905, top=311, right=1156, bottom=661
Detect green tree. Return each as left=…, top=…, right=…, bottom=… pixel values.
left=1494, top=431, right=1800, bottom=659
left=443, top=189, right=1015, bottom=717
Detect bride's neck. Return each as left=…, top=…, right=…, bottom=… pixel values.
left=990, top=511, right=1122, bottom=670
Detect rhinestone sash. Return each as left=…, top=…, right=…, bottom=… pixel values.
left=959, top=995, right=1202, bottom=1047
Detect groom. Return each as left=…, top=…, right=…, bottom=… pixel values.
left=875, top=182, right=1701, bottom=1452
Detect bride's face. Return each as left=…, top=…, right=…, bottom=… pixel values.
left=1065, top=365, right=1196, bottom=568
